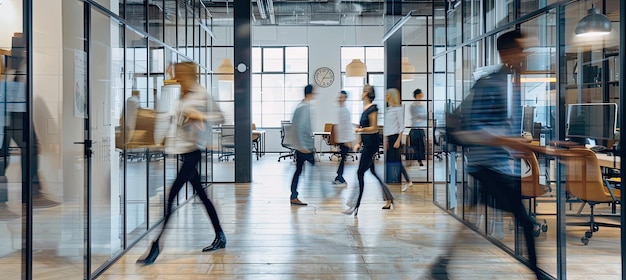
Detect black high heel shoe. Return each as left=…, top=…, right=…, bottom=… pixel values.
left=343, top=206, right=359, bottom=216
left=382, top=201, right=393, bottom=210
left=202, top=231, right=227, bottom=252
left=137, top=241, right=160, bottom=265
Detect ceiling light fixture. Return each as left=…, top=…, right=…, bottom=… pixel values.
left=575, top=3, right=612, bottom=36
left=346, top=59, right=367, bottom=77
left=401, top=57, right=415, bottom=81
left=382, top=10, right=415, bottom=43
left=346, top=22, right=367, bottom=78
left=217, top=58, right=234, bottom=81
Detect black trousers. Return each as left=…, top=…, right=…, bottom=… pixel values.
left=157, top=150, right=223, bottom=241
left=354, top=143, right=393, bottom=209
left=290, top=150, right=315, bottom=200
left=334, top=143, right=350, bottom=182
left=469, top=166, right=539, bottom=275
left=386, top=134, right=410, bottom=183
left=0, top=112, right=40, bottom=203
left=409, top=128, right=426, bottom=161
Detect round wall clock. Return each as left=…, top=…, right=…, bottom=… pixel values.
left=313, top=67, right=335, bottom=88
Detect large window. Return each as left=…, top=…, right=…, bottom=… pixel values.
left=251, top=46, right=308, bottom=127
left=340, top=46, right=385, bottom=125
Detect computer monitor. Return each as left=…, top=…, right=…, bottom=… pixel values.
left=521, top=106, right=535, bottom=136
left=566, top=103, right=618, bottom=140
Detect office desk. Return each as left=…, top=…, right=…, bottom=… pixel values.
left=313, top=131, right=330, bottom=161
left=252, top=129, right=266, bottom=160
left=595, top=153, right=620, bottom=169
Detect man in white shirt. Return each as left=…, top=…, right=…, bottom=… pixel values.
left=409, top=88, right=427, bottom=169
left=333, top=90, right=355, bottom=186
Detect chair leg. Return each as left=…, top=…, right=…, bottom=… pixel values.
left=581, top=203, right=598, bottom=245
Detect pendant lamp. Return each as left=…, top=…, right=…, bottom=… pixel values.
left=575, top=4, right=612, bottom=36
left=401, top=57, right=415, bottom=81
left=217, top=58, right=234, bottom=80
left=346, top=59, right=367, bottom=77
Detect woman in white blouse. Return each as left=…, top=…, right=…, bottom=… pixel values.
left=384, top=88, right=413, bottom=192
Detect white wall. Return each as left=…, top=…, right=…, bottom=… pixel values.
left=252, top=25, right=384, bottom=133
left=33, top=0, right=64, bottom=198
left=0, top=0, right=22, bottom=49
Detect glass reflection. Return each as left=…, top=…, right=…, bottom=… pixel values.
left=124, top=28, right=149, bottom=243
left=31, top=0, right=85, bottom=278
left=89, top=8, right=124, bottom=274
left=0, top=10, right=25, bottom=279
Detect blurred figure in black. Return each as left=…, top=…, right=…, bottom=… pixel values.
left=344, top=84, right=394, bottom=215
left=430, top=30, right=547, bottom=280
left=0, top=47, right=60, bottom=221
left=137, top=62, right=225, bottom=265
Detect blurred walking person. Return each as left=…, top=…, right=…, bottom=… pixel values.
left=344, top=84, right=393, bottom=216
left=409, top=88, right=427, bottom=170
left=289, top=84, right=317, bottom=206
left=137, top=62, right=226, bottom=265
left=384, top=88, right=412, bottom=192
left=429, top=30, right=547, bottom=280
left=333, top=90, right=355, bottom=186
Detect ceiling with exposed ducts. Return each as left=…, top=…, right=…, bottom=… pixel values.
left=126, top=1, right=621, bottom=29
left=201, top=0, right=446, bottom=25
left=125, top=0, right=447, bottom=27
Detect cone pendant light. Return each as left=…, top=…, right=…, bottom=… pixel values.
left=217, top=58, right=234, bottom=80
left=401, top=57, right=415, bottom=81
left=346, top=59, right=367, bottom=77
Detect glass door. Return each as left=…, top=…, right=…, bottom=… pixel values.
left=88, top=7, right=124, bottom=276
left=30, top=0, right=88, bottom=279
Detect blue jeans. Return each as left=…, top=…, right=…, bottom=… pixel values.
left=290, top=150, right=315, bottom=200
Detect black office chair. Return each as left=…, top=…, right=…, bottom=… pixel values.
left=218, top=124, right=235, bottom=161
left=433, top=119, right=449, bottom=161
left=278, top=120, right=295, bottom=162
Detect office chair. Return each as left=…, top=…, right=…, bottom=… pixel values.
left=322, top=123, right=334, bottom=158
left=374, top=126, right=384, bottom=160
left=518, top=151, right=550, bottom=236
left=563, top=148, right=620, bottom=245
left=326, top=124, right=356, bottom=162
left=278, top=120, right=295, bottom=162
left=218, top=124, right=235, bottom=161
left=432, top=119, right=449, bottom=161
left=252, top=123, right=260, bottom=160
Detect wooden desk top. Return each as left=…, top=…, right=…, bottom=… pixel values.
left=595, top=153, right=620, bottom=169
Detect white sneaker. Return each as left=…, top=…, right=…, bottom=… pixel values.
left=420, top=165, right=427, bottom=170
left=333, top=179, right=347, bottom=186
left=402, top=182, right=413, bottom=192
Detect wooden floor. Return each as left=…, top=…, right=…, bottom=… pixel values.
left=99, top=155, right=553, bottom=280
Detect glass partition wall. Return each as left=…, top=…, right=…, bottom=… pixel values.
left=433, top=0, right=623, bottom=279
left=0, top=0, right=217, bottom=278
